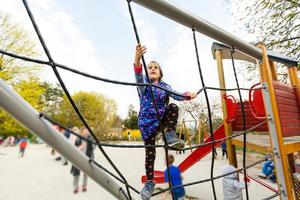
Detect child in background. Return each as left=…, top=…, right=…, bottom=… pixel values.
left=262, top=160, right=276, bottom=183
left=222, top=165, right=250, bottom=200
left=19, top=135, right=28, bottom=157
left=164, top=154, right=185, bottom=200
left=221, top=142, right=227, bottom=159
left=134, top=44, right=197, bottom=200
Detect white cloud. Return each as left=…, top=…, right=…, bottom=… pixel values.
left=163, top=27, right=221, bottom=94
left=1, top=0, right=103, bottom=75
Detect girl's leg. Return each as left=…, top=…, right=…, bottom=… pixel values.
left=162, top=103, right=184, bottom=149
left=144, top=134, right=156, bottom=181
left=140, top=134, right=156, bottom=199
left=163, top=103, right=179, bottom=132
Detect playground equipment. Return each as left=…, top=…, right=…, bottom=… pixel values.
left=141, top=42, right=300, bottom=198
left=0, top=0, right=299, bottom=199
left=177, top=119, right=193, bottom=152
left=213, top=42, right=300, bottom=199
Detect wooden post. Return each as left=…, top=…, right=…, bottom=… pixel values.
left=257, top=43, right=294, bottom=199
left=215, top=49, right=237, bottom=167
left=288, top=66, right=300, bottom=103
left=183, top=120, right=193, bottom=152
left=269, top=60, right=278, bottom=81
left=197, top=118, right=202, bottom=144
left=287, top=66, right=300, bottom=172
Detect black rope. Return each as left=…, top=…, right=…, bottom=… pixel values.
left=0, top=1, right=282, bottom=199
left=90, top=160, right=140, bottom=195
left=42, top=113, right=268, bottom=152
left=0, top=48, right=189, bottom=98
left=230, top=47, right=249, bottom=199
left=126, top=1, right=174, bottom=199
left=205, top=86, right=265, bottom=91
left=192, top=28, right=217, bottom=199
left=182, top=119, right=268, bottom=151
left=22, top=0, right=132, bottom=198
left=0, top=48, right=266, bottom=95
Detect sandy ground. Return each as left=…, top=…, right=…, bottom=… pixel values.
left=0, top=142, right=278, bottom=200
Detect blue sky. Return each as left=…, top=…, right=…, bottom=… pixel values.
left=1, top=0, right=256, bottom=118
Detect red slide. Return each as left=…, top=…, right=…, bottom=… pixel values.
left=141, top=124, right=226, bottom=183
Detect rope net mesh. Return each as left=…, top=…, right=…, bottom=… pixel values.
left=0, top=0, right=282, bottom=199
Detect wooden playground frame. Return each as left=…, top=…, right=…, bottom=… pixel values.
left=213, top=42, right=300, bottom=199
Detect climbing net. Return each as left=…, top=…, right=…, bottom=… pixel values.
left=0, top=0, right=280, bottom=199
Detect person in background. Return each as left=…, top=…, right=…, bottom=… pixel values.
left=70, top=128, right=95, bottom=193
left=164, top=154, right=185, bottom=200
left=262, top=160, right=276, bottom=183
left=62, top=127, right=72, bottom=166
left=19, top=135, right=28, bottom=157
left=222, top=164, right=250, bottom=200
left=221, top=142, right=227, bottom=159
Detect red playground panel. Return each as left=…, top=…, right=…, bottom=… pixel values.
left=231, top=102, right=268, bottom=132
left=273, top=81, right=300, bottom=137
left=141, top=124, right=225, bottom=184
left=249, top=83, right=266, bottom=119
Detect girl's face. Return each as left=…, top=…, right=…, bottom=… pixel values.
left=147, top=62, right=161, bottom=83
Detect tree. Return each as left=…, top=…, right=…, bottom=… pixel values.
left=229, top=0, right=300, bottom=66
left=0, top=14, right=44, bottom=137
left=41, top=82, right=64, bottom=119
left=0, top=14, right=40, bottom=84
left=123, top=104, right=138, bottom=129
left=0, top=77, right=47, bottom=136
left=178, top=100, right=222, bottom=131
left=111, top=114, right=123, bottom=128
left=56, top=91, right=118, bottom=140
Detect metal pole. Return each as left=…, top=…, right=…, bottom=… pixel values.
left=132, top=0, right=298, bottom=67
left=0, top=79, right=130, bottom=200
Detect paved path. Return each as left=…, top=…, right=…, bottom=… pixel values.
left=0, top=143, right=278, bottom=200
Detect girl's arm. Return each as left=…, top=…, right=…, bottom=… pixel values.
left=164, top=83, right=197, bottom=101
left=134, top=44, right=147, bottom=94
left=134, top=63, right=146, bottom=94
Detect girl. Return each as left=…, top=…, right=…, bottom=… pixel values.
left=134, top=44, right=197, bottom=200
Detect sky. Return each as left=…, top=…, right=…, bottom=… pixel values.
left=0, top=0, right=258, bottom=118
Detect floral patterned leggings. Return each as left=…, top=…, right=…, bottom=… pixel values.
left=144, top=103, right=179, bottom=181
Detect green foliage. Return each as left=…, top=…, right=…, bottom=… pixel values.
left=41, top=82, right=64, bottom=119
left=123, top=104, right=138, bottom=129
left=56, top=91, right=118, bottom=140
left=0, top=14, right=43, bottom=137
left=0, top=14, right=40, bottom=84
left=0, top=77, right=48, bottom=136
left=230, top=0, right=300, bottom=62
left=0, top=13, right=120, bottom=141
